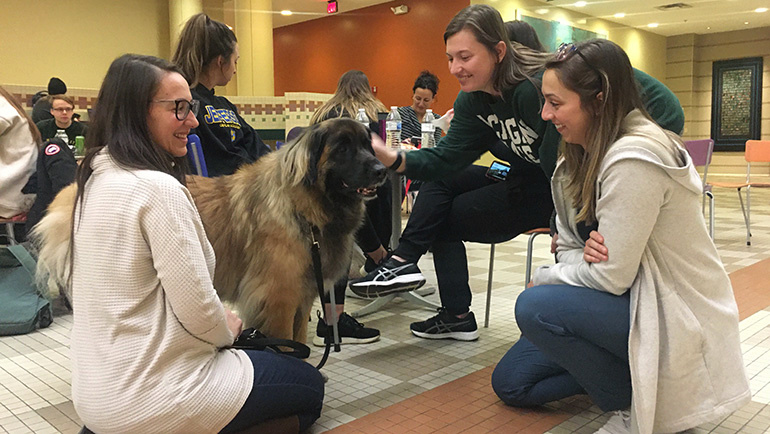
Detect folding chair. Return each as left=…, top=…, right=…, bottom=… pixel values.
left=683, top=139, right=715, bottom=239
left=709, top=140, right=770, bottom=246
left=484, top=228, right=550, bottom=328
left=0, top=214, right=27, bottom=245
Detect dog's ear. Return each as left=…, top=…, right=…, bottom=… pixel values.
left=302, top=122, right=328, bottom=186
left=281, top=121, right=328, bottom=188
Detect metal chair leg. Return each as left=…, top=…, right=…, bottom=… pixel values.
left=525, top=232, right=549, bottom=287
left=737, top=187, right=750, bottom=246
left=707, top=191, right=715, bottom=240
left=4, top=222, right=17, bottom=246
left=484, top=243, right=495, bottom=328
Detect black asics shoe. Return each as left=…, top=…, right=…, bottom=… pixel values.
left=313, top=312, right=380, bottom=347
left=410, top=308, right=479, bottom=341
left=349, top=257, right=426, bottom=298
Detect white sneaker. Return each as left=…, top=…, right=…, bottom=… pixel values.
left=595, top=409, right=631, bottom=434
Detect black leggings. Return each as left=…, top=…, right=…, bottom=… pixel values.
left=321, top=180, right=392, bottom=305
left=395, top=164, right=553, bottom=315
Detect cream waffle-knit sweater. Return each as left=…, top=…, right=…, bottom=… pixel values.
left=70, top=152, right=252, bottom=433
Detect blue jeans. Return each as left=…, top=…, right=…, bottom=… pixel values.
left=220, top=350, right=325, bottom=433
left=491, top=284, right=631, bottom=412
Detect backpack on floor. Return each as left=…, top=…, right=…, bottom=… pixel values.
left=0, top=244, right=53, bottom=335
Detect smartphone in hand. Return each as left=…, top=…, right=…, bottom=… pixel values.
left=486, top=160, right=511, bottom=182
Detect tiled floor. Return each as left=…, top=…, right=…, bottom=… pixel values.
left=1, top=188, right=768, bottom=434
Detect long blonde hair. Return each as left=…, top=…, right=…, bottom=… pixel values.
left=0, top=86, right=41, bottom=145
left=310, top=70, right=386, bottom=124
left=548, top=39, right=651, bottom=224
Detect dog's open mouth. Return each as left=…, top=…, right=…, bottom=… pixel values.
left=342, top=181, right=378, bottom=198
left=356, top=186, right=377, bottom=197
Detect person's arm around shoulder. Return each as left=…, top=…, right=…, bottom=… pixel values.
left=139, top=178, right=235, bottom=347
left=633, top=68, right=685, bottom=135
left=533, top=158, right=666, bottom=294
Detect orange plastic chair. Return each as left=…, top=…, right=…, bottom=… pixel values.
left=709, top=140, right=770, bottom=245
left=484, top=227, right=550, bottom=327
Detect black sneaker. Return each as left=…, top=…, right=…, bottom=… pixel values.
left=410, top=308, right=479, bottom=341
left=313, top=312, right=380, bottom=347
left=349, top=257, right=426, bottom=298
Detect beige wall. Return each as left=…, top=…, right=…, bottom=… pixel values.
left=0, top=0, right=170, bottom=89
left=473, top=0, right=667, bottom=80
left=667, top=27, right=770, bottom=176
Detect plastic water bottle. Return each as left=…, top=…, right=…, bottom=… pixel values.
left=385, top=106, right=401, bottom=149
left=355, top=108, right=369, bottom=127
left=55, top=129, right=71, bottom=151
left=421, top=109, right=436, bottom=148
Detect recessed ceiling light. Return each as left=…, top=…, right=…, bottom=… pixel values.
left=744, top=21, right=750, bottom=24
left=647, top=23, right=659, bottom=28
left=707, top=26, right=711, bottom=29
left=281, top=10, right=292, bottom=16
left=756, top=8, right=768, bottom=13
left=614, top=12, right=626, bottom=18
left=536, top=9, right=549, bottom=14
left=575, top=1, right=587, bottom=7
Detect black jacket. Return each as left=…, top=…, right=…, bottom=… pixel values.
left=191, top=84, right=271, bottom=177
left=22, top=138, right=77, bottom=230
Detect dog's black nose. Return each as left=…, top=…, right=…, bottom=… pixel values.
left=372, top=162, right=387, bottom=180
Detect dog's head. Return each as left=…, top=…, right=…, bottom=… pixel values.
left=282, top=118, right=387, bottom=200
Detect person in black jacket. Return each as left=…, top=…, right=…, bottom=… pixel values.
left=172, top=13, right=270, bottom=177
left=23, top=137, right=77, bottom=231
left=31, top=77, right=68, bottom=124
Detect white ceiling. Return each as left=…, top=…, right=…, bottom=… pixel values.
left=268, top=0, right=770, bottom=36
left=528, top=0, right=770, bottom=36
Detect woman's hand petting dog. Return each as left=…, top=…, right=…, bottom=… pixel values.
left=225, top=308, right=243, bottom=342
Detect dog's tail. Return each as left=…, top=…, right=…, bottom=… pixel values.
left=31, top=183, right=77, bottom=300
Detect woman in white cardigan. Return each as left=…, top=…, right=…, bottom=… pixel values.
left=0, top=86, right=39, bottom=219
left=64, top=54, right=324, bottom=433
left=490, top=39, right=750, bottom=434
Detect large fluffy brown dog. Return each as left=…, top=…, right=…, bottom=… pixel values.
left=35, top=118, right=386, bottom=342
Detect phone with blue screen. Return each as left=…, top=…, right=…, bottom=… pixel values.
left=486, top=160, right=511, bottom=181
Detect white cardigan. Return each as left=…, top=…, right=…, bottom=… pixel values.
left=70, top=153, right=252, bottom=433
left=534, top=110, right=750, bottom=433
left=0, top=97, right=37, bottom=217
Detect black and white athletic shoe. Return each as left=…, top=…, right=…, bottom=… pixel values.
left=348, top=257, right=426, bottom=298
left=313, top=312, right=380, bottom=347
left=410, top=308, right=479, bottom=341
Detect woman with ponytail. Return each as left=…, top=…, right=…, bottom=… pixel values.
left=172, top=13, right=271, bottom=177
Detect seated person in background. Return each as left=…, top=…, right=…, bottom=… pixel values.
left=35, top=94, right=87, bottom=149
left=31, top=77, right=67, bottom=124
left=22, top=137, right=77, bottom=231
left=308, top=69, right=386, bottom=346
left=58, top=53, right=323, bottom=433
left=0, top=86, right=40, bottom=219
left=490, top=39, right=749, bottom=434
left=172, top=13, right=271, bottom=177
left=398, top=70, right=444, bottom=146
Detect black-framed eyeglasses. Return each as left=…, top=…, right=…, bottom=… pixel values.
left=152, top=99, right=200, bottom=121
left=556, top=42, right=603, bottom=81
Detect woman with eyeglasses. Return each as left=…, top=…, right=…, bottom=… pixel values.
left=351, top=5, right=682, bottom=341
left=62, top=54, right=323, bottom=433
left=491, top=39, right=749, bottom=434
left=172, top=13, right=271, bottom=177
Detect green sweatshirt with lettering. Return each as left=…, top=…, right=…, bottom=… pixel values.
left=403, top=69, right=683, bottom=181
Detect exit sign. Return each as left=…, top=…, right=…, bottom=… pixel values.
left=327, top=1, right=337, bottom=13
